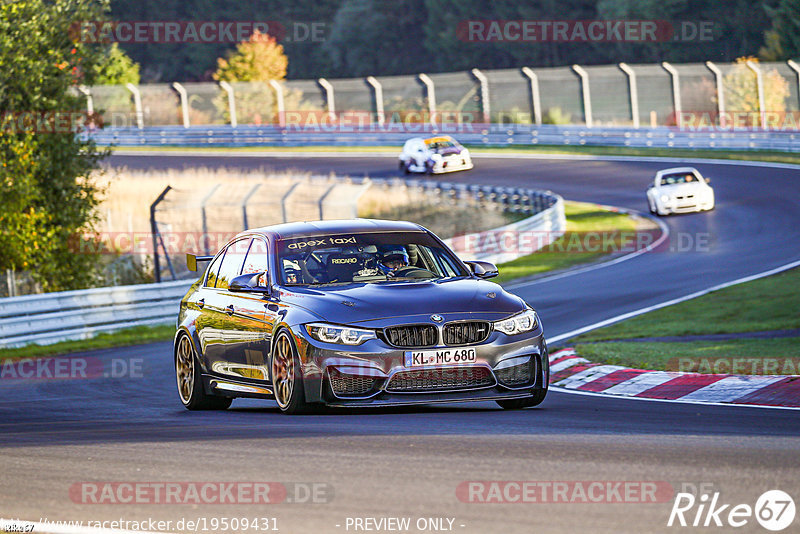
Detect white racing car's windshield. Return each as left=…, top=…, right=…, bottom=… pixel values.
left=424, top=138, right=460, bottom=154
left=276, top=231, right=469, bottom=286
left=660, top=173, right=698, bottom=186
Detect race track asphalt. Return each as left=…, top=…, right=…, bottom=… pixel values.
left=1, top=152, right=798, bottom=533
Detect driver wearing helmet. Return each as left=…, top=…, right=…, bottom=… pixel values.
left=378, top=247, right=409, bottom=274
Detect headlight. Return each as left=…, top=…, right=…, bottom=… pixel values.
left=493, top=310, right=538, bottom=336
left=305, top=323, right=376, bottom=345
left=660, top=194, right=670, bottom=203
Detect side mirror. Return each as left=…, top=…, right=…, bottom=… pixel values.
left=229, top=272, right=271, bottom=293
left=464, top=260, right=499, bottom=279
left=186, top=253, right=213, bottom=272
left=704, top=177, right=711, bottom=184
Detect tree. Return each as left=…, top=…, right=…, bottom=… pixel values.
left=760, top=0, right=800, bottom=61
left=0, top=0, right=112, bottom=291
left=723, top=57, right=790, bottom=126
left=92, top=43, right=140, bottom=85
left=214, top=31, right=288, bottom=82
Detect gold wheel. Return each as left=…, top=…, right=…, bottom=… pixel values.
left=271, top=333, right=295, bottom=409
left=176, top=335, right=195, bottom=404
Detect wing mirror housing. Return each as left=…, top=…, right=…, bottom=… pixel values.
left=704, top=177, right=711, bottom=184
left=186, top=253, right=213, bottom=272
left=229, top=272, right=271, bottom=294
left=464, top=260, right=499, bottom=279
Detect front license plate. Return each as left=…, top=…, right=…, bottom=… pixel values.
left=405, top=348, right=477, bottom=367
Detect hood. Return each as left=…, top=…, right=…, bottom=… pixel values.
left=278, top=278, right=525, bottom=326
left=661, top=183, right=706, bottom=196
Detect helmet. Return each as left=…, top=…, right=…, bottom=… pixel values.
left=378, top=248, right=409, bottom=274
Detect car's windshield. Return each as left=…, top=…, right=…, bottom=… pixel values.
left=425, top=138, right=458, bottom=153
left=660, top=173, right=698, bottom=186
left=276, top=231, right=469, bottom=286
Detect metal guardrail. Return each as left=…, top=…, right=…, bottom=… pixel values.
left=0, top=280, right=191, bottom=349
left=85, top=124, right=800, bottom=152
left=0, top=186, right=563, bottom=349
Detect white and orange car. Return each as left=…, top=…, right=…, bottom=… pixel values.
left=647, top=167, right=715, bottom=215
left=399, top=135, right=474, bottom=174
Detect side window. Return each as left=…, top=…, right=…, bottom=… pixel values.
left=242, top=239, right=269, bottom=275
left=204, top=253, right=224, bottom=288
left=215, top=239, right=250, bottom=290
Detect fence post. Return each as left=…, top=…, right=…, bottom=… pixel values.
left=471, top=68, right=490, bottom=124
left=281, top=182, right=301, bottom=223
left=746, top=61, right=767, bottom=130
left=788, top=60, right=800, bottom=110
left=201, top=184, right=221, bottom=255
left=418, top=73, right=437, bottom=126
left=366, top=76, right=385, bottom=126
left=661, top=62, right=682, bottom=129
left=572, top=65, right=593, bottom=128
left=172, top=82, right=190, bottom=128
left=521, top=67, right=542, bottom=126
left=125, top=83, right=144, bottom=129
left=705, top=61, right=726, bottom=129
left=269, top=80, right=286, bottom=127
left=318, top=78, right=336, bottom=121
left=242, top=183, right=262, bottom=230
left=150, top=185, right=172, bottom=283
left=218, top=81, right=237, bottom=127
left=77, top=85, right=94, bottom=116
left=618, top=63, right=640, bottom=129
left=318, top=183, right=337, bottom=220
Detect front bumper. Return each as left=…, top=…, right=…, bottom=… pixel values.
left=290, top=324, right=548, bottom=407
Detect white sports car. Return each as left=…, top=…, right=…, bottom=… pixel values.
left=646, top=167, right=715, bottom=215
left=398, top=135, right=474, bottom=174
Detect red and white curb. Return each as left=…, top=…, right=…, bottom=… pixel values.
left=548, top=348, right=800, bottom=408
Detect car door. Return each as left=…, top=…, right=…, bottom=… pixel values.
left=197, top=238, right=250, bottom=375
left=228, top=237, right=276, bottom=382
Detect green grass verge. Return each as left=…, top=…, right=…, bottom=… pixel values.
left=575, top=268, right=800, bottom=341
left=112, top=144, right=800, bottom=166
left=574, top=338, right=800, bottom=375
left=493, top=201, right=644, bottom=285
left=568, top=267, right=800, bottom=376
left=0, top=324, right=175, bottom=361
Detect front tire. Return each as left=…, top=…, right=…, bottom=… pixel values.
left=175, top=333, right=232, bottom=411
left=271, top=330, right=312, bottom=414
left=496, top=389, right=547, bottom=410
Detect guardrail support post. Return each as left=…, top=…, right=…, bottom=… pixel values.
left=318, top=78, right=336, bottom=122
left=366, top=76, right=385, bottom=126
left=572, top=65, right=593, bottom=128
left=618, top=63, right=640, bottom=128
left=418, top=73, right=437, bottom=126
left=788, top=60, right=800, bottom=110
left=172, top=82, right=190, bottom=128
left=242, top=183, right=262, bottom=230
left=125, top=83, right=144, bottom=129
left=150, top=185, right=172, bottom=283
left=268, top=80, right=286, bottom=127
left=218, top=81, right=237, bottom=128
left=521, top=67, right=542, bottom=126
left=746, top=60, right=767, bottom=130
left=471, top=68, right=490, bottom=124
left=705, top=61, right=726, bottom=129
left=281, top=182, right=301, bottom=223
left=661, top=62, right=682, bottom=129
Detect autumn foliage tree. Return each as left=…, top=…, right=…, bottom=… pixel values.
left=723, top=57, right=790, bottom=127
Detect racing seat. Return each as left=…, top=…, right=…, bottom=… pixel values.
left=325, top=253, right=363, bottom=283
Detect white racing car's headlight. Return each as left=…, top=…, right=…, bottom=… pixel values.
left=494, top=309, right=538, bottom=336
left=660, top=194, right=670, bottom=203
left=305, top=323, right=376, bottom=345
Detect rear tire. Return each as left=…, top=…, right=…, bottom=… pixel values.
left=496, top=389, right=547, bottom=410
left=271, top=330, right=314, bottom=415
left=175, top=333, right=232, bottom=411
